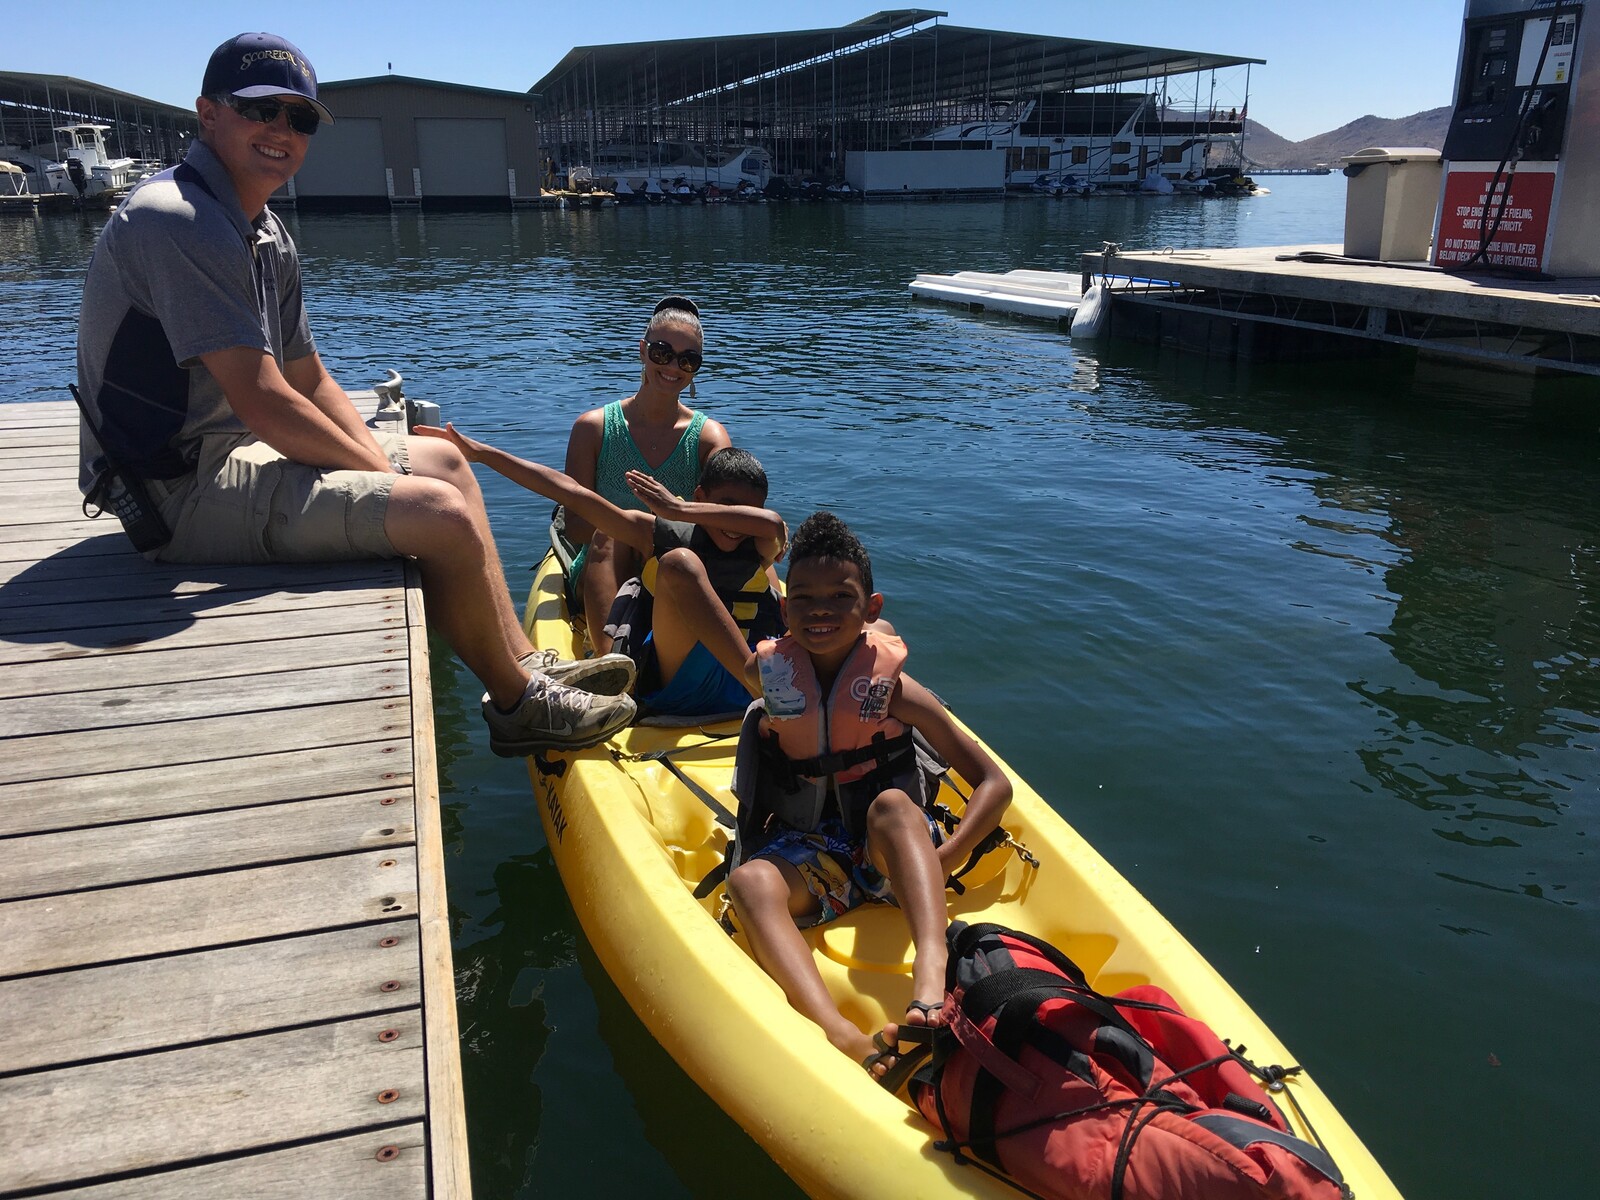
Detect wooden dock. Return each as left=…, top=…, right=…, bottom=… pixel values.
left=1080, top=243, right=1600, bottom=377
left=0, top=400, right=470, bottom=1198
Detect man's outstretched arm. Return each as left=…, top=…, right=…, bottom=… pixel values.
left=201, top=345, right=392, bottom=472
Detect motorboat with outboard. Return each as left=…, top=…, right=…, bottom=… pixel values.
left=42, top=125, right=155, bottom=202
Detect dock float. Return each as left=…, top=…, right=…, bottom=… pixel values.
left=909, top=270, right=1085, bottom=324
left=0, top=400, right=470, bottom=1198
left=1081, top=243, right=1600, bottom=377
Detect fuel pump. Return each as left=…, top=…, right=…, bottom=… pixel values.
left=1434, top=0, right=1599, bottom=276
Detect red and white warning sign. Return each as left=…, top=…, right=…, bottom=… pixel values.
left=1433, top=169, right=1555, bottom=271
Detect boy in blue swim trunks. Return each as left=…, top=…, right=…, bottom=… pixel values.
left=416, top=423, right=785, bottom=718
left=725, top=512, right=1013, bottom=1081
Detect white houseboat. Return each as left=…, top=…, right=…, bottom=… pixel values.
left=905, top=93, right=1248, bottom=192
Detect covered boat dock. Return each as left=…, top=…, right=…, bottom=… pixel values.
left=0, top=71, right=196, bottom=184
left=532, top=8, right=1262, bottom=189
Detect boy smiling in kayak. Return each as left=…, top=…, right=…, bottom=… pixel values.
left=727, top=512, right=1013, bottom=1079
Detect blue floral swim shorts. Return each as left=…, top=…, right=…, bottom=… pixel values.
left=754, top=815, right=942, bottom=926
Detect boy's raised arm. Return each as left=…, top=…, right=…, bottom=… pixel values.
left=626, top=470, right=788, bottom=564
left=414, top=423, right=655, bottom=557
left=892, top=674, right=1015, bottom=878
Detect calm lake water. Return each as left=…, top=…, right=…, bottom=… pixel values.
left=4, top=176, right=1596, bottom=1198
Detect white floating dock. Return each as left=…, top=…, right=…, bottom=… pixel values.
left=908, top=269, right=1085, bottom=322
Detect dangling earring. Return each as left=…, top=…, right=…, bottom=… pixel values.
left=689, top=378, right=697, bottom=399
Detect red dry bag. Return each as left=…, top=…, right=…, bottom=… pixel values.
left=906, top=922, right=1351, bottom=1200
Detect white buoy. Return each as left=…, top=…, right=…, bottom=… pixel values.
left=1070, top=284, right=1108, bottom=339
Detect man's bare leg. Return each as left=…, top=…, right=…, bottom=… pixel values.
left=385, top=471, right=531, bottom=709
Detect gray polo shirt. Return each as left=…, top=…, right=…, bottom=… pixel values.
left=76, top=139, right=315, bottom=489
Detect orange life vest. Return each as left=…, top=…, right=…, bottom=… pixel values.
left=749, top=631, right=917, bottom=837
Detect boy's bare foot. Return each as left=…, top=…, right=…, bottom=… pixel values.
left=859, top=1027, right=901, bottom=1080
left=861, top=1004, right=944, bottom=1090
left=903, top=997, right=944, bottom=1027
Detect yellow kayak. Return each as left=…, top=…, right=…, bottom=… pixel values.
left=521, top=549, right=1401, bottom=1199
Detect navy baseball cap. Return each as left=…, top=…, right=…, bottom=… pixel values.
left=201, top=33, right=335, bottom=125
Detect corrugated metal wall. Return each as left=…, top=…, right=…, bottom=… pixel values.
left=294, top=118, right=385, bottom=197
left=296, top=77, right=539, bottom=207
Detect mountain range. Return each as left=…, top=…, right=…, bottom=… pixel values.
left=1241, top=107, right=1451, bottom=170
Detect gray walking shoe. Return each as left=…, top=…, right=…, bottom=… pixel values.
left=517, top=648, right=637, bottom=696
left=482, top=675, right=637, bottom=757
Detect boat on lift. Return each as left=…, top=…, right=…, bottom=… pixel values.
left=42, top=125, right=156, bottom=202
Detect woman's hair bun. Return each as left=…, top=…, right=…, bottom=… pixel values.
left=653, top=295, right=700, bottom=317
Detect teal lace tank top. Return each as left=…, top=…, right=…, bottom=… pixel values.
left=593, top=399, right=707, bottom=508
left=568, top=400, right=708, bottom=591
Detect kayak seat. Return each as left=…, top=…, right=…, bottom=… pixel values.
left=816, top=914, right=1122, bottom=985
left=814, top=907, right=915, bottom=975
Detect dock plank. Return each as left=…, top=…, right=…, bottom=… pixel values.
left=45, top=1127, right=428, bottom=1200
left=0, top=579, right=402, bottom=639
left=0, top=923, right=419, bottom=1073
left=0, top=789, right=416, bottom=900
left=0, top=532, right=135, bottom=566
left=0, top=600, right=404, bottom=671
left=0, top=478, right=81, bottom=500
left=0, top=697, right=409, bottom=785
left=0, top=558, right=400, bottom=608
left=0, top=1012, right=426, bottom=1194
left=0, top=445, right=84, bottom=465
left=0, top=659, right=407, bottom=737
left=0, top=517, right=104, bottom=543
left=404, top=570, right=473, bottom=1197
left=0, top=463, right=80, bottom=483
left=0, top=848, right=419, bottom=976
left=0, top=625, right=404, bottom=698
left=0, top=739, right=413, bottom=836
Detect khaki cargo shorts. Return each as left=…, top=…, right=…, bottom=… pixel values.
left=148, top=430, right=411, bottom=564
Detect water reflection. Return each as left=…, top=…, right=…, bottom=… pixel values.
left=1090, top=343, right=1598, bottom=911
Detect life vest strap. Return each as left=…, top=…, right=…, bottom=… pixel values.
left=770, top=728, right=915, bottom=783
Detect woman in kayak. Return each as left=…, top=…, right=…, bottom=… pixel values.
left=563, top=296, right=731, bottom=653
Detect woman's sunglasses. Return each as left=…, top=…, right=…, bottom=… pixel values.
left=219, top=95, right=320, bottom=136
left=645, top=340, right=703, bottom=373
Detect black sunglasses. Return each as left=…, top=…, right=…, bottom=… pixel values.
left=220, top=95, right=320, bottom=136
left=645, top=340, right=703, bottom=373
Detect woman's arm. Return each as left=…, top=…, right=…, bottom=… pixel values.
left=561, top=407, right=606, bottom=544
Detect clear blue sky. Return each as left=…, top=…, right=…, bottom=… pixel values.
left=9, top=2, right=1465, bottom=143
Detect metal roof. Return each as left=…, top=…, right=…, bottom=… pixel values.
left=0, top=71, right=197, bottom=166
left=531, top=10, right=1264, bottom=110
left=0, top=71, right=196, bottom=121
left=322, top=74, right=539, bottom=102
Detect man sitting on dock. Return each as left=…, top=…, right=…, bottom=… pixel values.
left=72, top=31, right=635, bottom=756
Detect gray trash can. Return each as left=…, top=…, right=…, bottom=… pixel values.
left=1341, top=147, right=1443, bottom=261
